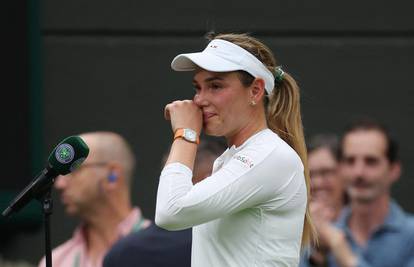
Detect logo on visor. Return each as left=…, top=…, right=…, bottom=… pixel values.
left=209, top=45, right=218, bottom=48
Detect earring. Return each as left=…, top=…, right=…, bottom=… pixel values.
left=250, top=100, right=256, bottom=106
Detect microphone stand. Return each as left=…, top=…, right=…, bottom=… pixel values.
left=41, top=189, right=53, bottom=267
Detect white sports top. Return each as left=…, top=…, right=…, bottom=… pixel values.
left=155, top=129, right=307, bottom=267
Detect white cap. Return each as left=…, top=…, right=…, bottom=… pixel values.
left=171, top=39, right=275, bottom=94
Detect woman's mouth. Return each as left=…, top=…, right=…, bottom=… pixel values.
left=203, top=112, right=216, bottom=121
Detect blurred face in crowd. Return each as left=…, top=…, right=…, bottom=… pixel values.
left=54, top=135, right=109, bottom=216
left=340, top=129, right=400, bottom=203
left=309, top=147, right=344, bottom=205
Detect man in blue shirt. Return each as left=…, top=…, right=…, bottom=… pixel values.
left=301, top=119, right=414, bottom=267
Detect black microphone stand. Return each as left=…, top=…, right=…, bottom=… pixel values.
left=40, top=188, right=53, bottom=267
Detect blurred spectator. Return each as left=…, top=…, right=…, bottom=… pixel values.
left=308, top=134, right=347, bottom=219
left=103, top=137, right=226, bottom=267
left=302, top=119, right=414, bottom=267
left=300, top=134, right=347, bottom=266
left=38, top=132, right=150, bottom=267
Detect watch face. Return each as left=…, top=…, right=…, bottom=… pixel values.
left=184, top=129, right=197, bottom=142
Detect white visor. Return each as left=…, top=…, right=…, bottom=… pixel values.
left=171, top=39, right=275, bottom=94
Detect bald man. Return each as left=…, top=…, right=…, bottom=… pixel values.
left=38, top=132, right=150, bottom=267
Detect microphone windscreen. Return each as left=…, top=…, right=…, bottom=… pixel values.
left=47, top=136, right=89, bottom=175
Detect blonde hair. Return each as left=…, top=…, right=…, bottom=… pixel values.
left=206, top=32, right=315, bottom=246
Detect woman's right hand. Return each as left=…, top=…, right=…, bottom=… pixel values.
left=164, top=100, right=203, bottom=134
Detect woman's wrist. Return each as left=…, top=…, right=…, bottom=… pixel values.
left=166, top=138, right=198, bottom=170
left=173, top=128, right=200, bottom=144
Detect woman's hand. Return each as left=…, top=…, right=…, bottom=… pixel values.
left=164, top=100, right=203, bottom=134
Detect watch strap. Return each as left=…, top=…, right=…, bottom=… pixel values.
left=174, top=128, right=200, bottom=144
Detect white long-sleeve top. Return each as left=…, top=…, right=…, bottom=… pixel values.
left=155, top=129, right=307, bottom=267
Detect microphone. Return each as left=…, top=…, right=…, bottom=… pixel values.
left=2, top=136, right=89, bottom=217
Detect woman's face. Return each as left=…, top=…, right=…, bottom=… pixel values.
left=309, top=147, right=344, bottom=205
left=192, top=70, right=252, bottom=139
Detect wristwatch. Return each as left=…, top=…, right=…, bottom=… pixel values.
left=174, top=128, right=200, bottom=144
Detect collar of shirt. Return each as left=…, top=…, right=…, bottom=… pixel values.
left=44, top=207, right=149, bottom=267
left=117, top=207, right=150, bottom=236
left=74, top=207, right=149, bottom=267
left=74, top=207, right=146, bottom=242
left=336, top=199, right=406, bottom=237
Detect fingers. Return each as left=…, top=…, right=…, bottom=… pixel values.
left=164, top=100, right=192, bottom=120
left=164, top=100, right=186, bottom=120
left=164, top=104, right=171, bottom=120
left=164, top=100, right=199, bottom=115
left=163, top=100, right=203, bottom=133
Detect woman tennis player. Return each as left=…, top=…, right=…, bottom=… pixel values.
left=155, top=32, right=313, bottom=267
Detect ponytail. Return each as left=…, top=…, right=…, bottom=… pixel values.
left=267, top=72, right=316, bottom=246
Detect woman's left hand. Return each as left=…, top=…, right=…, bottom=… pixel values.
left=164, top=100, right=203, bottom=134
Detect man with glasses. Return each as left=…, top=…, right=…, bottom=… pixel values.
left=307, top=134, right=347, bottom=221
left=38, top=131, right=150, bottom=267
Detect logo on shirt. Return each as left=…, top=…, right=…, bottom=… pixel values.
left=233, top=154, right=254, bottom=168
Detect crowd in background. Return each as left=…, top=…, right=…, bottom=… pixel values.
left=1, top=116, right=413, bottom=267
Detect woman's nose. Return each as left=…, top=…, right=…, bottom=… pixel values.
left=193, top=89, right=208, bottom=107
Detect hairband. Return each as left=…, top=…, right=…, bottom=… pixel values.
left=274, top=66, right=285, bottom=83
